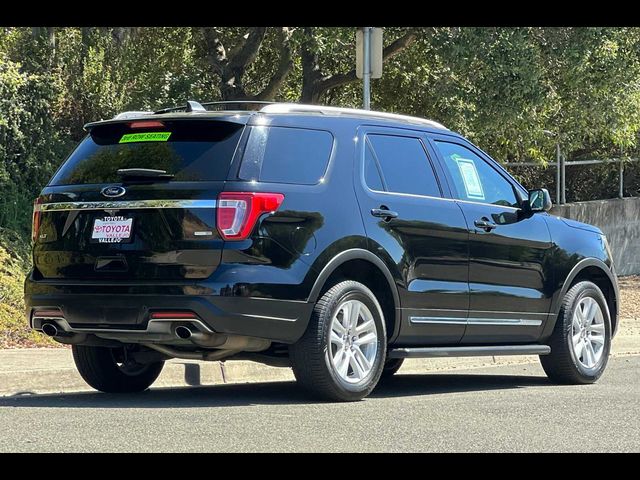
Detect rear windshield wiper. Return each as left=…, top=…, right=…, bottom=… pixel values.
left=117, top=168, right=175, bottom=181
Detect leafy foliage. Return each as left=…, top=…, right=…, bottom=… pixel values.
left=0, top=227, right=56, bottom=347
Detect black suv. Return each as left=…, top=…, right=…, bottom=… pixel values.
left=25, top=102, right=620, bottom=401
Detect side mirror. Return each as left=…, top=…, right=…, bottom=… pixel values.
left=528, top=188, right=552, bottom=212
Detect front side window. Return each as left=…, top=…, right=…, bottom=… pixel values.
left=365, top=134, right=441, bottom=197
left=434, top=141, right=519, bottom=208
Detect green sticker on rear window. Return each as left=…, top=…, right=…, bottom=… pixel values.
left=119, top=132, right=172, bottom=143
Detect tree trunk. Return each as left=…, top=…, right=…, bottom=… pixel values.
left=200, top=27, right=293, bottom=102
left=300, top=28, right=324, bottom=104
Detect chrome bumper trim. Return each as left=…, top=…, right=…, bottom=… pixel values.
left=37, top=199, right=217, bottom=212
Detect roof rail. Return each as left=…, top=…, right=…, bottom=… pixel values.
left=154, top=100, right=275, bottom=114
left=113, top=111, right=154, bottom=120
left=260, top=103, right=448, bottom=130
left=201, top=100, right=275, bottom=111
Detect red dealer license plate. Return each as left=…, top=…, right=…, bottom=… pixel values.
left=91, top=216, right=134, bottom=244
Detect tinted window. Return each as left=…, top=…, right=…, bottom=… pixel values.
left=434, top=141, right=518, bottom=208
left=367, top=134, right=441, bottom=197
left=364, top=142, right=384, bottom=191
left=239, top=126, right=333, bottom=185
left=50, top=121, right=243, bottom=185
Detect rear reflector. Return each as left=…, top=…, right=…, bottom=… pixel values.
left=33, top=309, right=63, bottom=318
left=217, top=192, right=284, bottom=240
left=150, top=311, right=198, bottom=319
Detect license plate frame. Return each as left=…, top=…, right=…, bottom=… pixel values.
left=91, top=215, right=134, bottom=244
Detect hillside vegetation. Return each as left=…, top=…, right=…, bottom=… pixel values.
left=0, top=229, right=56, bottom=347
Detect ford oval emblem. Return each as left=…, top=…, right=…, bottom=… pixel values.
left=101, top=186, right=126, bottom=198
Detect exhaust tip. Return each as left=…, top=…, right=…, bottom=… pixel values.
left=175, top=325, right=193, bottom=340
left=41, top=323, right=59, bottom=337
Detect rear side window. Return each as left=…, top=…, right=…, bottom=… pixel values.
left=365, top=134, right=441, bottom=197
left=239, top=126, right=333, bottom=185
left=50, top=120, right=243, bottom=185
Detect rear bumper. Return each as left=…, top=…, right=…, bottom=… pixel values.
left=25, top=277, right=313, bottom=344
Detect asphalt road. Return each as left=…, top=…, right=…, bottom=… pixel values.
left=1, top=355, right=639, bottom=452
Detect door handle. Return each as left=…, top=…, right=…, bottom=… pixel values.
left=371, top=207, right=398, bottom=220
left=474, top=218, right=497, bottom=232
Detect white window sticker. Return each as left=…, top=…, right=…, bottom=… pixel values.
left=453, top=156, right=484, bottom=200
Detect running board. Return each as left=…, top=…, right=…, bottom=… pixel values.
left=388, top=345, right=551, bottom=359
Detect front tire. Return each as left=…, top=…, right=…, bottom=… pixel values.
left=380, top=358, right=405, bottom=379
left=72, top=345, right=165, bottom=393
left=289, top=280, right=387, bottom=401
left=540, top=281, right=611, bottom=384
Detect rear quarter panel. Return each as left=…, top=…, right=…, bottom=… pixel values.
left=215, top=115, right=369, bottom=303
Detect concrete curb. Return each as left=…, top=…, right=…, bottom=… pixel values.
left=2, top=334, right=639, bottom=397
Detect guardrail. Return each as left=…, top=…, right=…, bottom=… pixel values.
left=503, top=157, right=640, bottom=205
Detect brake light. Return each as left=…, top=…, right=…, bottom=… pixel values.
left=216, top=192, right=284, bottom=240
left=32, top=197, right=43, bottom=242
left=129, top=120, right=165, bottom=129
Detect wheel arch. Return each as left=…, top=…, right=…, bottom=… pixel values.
left=544, top=258, right=619, bottom=339
left=308, top=248, right=402, bottom=342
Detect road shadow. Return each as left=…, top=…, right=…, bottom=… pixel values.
left=371, top=372, right=550, bottom=399
left=0, top=371, right=550, bottom=409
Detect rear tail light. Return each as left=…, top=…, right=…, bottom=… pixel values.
left=216, top=192, right=284, bottom=240
left=32, top=197, right=43, bottom=242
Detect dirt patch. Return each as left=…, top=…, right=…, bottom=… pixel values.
left=617, top=276, right=640, bottom=337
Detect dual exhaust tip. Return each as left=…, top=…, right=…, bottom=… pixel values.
left=41, top=322, right=59, bottom=337
left=175, top=325, right=194, bottom=340
left=41, top=321, right=197, bottom=340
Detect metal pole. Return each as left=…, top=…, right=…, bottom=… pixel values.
left=619, top=159, right=624, bottom=199
left=363, top=27, right=371, bottom=110
left=556, top=142, right=561, bottom=205
left=561, top=150, right=566, bottom=204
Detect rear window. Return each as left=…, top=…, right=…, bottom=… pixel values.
left=50, top=120, right=244, bottom=185
left=239, top=126, right=333, bottom=185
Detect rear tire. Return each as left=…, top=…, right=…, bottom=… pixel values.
left=289, top=280, right=387, bottom=402
left=72, top=345, right=164, bottom=393
left=540, top=281, right=611, bottom=384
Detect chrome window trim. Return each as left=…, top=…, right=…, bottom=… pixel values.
left=37, top=199, right=217, bottom=212
left=363, top=183, right=521, bottom=211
